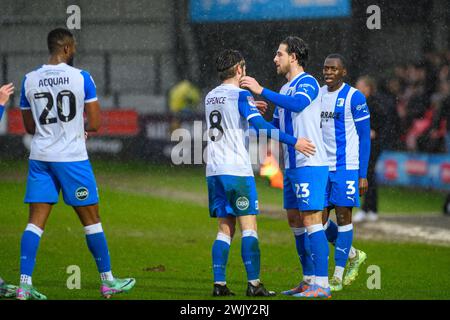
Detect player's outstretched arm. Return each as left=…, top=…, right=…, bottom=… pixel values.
left=352, top=92, right=371, bottom=195
left=248, top=116, right=315, bottom=157
left=0, top=83, right=14, bottom=121
left=240, top=76, right=317, bottom=113
left=84, top=101, right=101, bottom=132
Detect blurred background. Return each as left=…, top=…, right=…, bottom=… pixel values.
left=1, top=0, right=450, bottom=200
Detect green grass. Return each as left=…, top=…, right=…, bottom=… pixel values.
left=0, top=162, right=449, bottom=300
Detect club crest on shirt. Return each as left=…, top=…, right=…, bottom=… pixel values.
left=336, top=98, right=345, bottom=107
left=247, top=96, right=256, bottom=107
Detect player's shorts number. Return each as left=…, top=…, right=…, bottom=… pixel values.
left=346, top=180, right=356, bottom=195
left=208, top=110, right=224, bottom=142
left=295, top=183, right=310, bottom=198
left=35, top=90, right=77, bottom=125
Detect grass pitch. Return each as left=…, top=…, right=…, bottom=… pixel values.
left=0, top=160, right=449, bottom=300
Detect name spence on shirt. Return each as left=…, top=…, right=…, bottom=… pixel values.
left=38, top=77, right=70, bottom=87
left=206, top=97, right=227, bottom=105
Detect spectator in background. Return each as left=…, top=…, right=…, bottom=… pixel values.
left=353, top=76, right=387, bottom=222
left=168, top=80, right=201, bottom=115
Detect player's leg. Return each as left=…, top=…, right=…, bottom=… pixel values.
left=17, top=160, right=59, bottom=300
left=55, top=160, right=134, bottom=298
left=212, top=216, right=236, bottom=296
left=226, top=175, right=274, bottom=297
left=281, top=172, right=315, bottom=295
left=330, top=170, right=367, bottom=288
left=72, top=205, right=135, bottom=298
left=237, top=214, right=275, bottom=297
left=290, top=166, right=331, bottom=298
left=207, top=175, right=236, bottom=296
left=323, top=207, right=338, bottom=245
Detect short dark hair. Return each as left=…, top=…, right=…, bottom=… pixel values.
left=215, top=49, right=245, bottom=81
left=325, top=53, right=347, bottom=69
left=281, top=36, right=309, bottom=67
left=47, top=28, right=74, bottom=54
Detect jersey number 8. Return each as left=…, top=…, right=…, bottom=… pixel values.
left=35, top=90, right=76, bottom=125
left=208, top=110, right=224, bottom=142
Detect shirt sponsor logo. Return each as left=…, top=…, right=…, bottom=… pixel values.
left=75, top=187, right=89, bottom=201
left=321, top=111, right=341, bottom=121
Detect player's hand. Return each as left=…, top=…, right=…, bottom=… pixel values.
left=359, top=178, right=369, bottom=196
left=255, top=100, right=268, bottom=115
left=295, top=138, right=315, bottom=157
left=0, top=83, right=14, bottom=105
left=240, top=76, right=263, bottom=95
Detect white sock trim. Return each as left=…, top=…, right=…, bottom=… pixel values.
left=100, top=271, right=114, bottom=281
left=291, top=227, right=306, bottom=236
left=242, top=229, right=258, bottom=239
left=306, top=224, right=323, bottom=235
left=323, top=219, right=331, bottom=230
left=315, top=276, right=329, bottom=288
left=25, top=223, right=43, bottom=237
left=20, top=274, right=32, bottom=286
left=84, top=222, right=103, bottom=235
left=338, top=224, right=353, bottom=233
left=216, top=232, right=231, bottom=245
left=334, top=266, right=345, bottom=281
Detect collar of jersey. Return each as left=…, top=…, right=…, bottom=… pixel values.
left=326, top=82, right=346, bottom=94
left=288, top=71, right=305, bottom=85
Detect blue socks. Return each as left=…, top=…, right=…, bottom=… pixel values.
left=324, top=219, right=338, bottom=245
left=241, top=230, right=260, bottom=282
left=20, top=224, right=43, bottom=285
left=212, top=230, right=261, bottom=284
left=307, top=224, right=329, bottom=288
left=292, top=227, right=315, bottom=283
left=212, top=233, right=231, bottom=283
left=335, top=224, right=354, bottom=268
left=84, top=223, right=113, bottom=281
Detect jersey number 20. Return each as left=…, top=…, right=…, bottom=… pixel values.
left=35, top=90, right=76, bottom=125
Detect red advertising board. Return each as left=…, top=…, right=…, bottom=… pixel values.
left=7, top=108, right=139, bottom=136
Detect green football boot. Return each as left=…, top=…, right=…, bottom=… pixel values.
left=343, top=249, right=367, bottom=286
left=329, top=276, right=343, bottom=292
left=101, top=277, right=136, bottom=299
left=16, top=284, right=47, bottom=300
left=0, top=282, right=18, bottom=298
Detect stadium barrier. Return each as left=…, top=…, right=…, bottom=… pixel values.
left=376, top=151, right=450, bottom=191
left=3, top=107, right=450, bottom=192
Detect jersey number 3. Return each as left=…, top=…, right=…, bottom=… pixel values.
left=35, top=90, right=76, bottom=125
